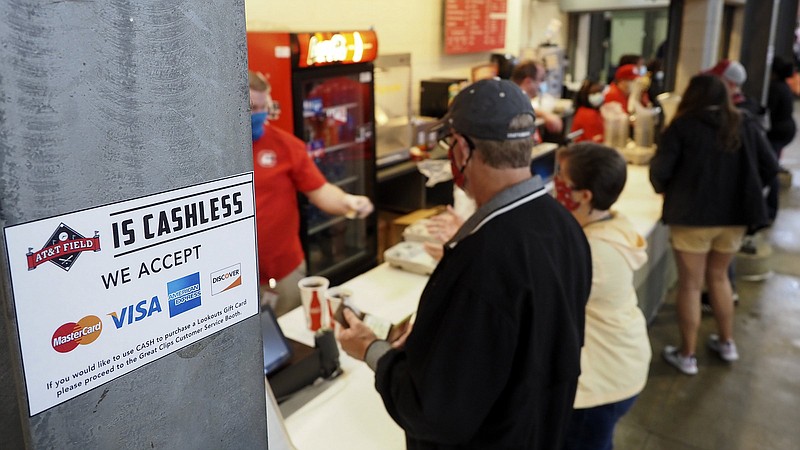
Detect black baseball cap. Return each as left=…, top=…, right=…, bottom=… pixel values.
left=435, top=78, right=536, bottom=142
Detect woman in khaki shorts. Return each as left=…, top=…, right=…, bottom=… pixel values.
left=650, top=74, right=778, bottom=375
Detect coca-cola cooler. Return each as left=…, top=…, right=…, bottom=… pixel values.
left=247, top=30, right=379, bottom=286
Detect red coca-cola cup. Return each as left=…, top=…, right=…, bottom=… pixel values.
left=297, top=276, right=330, bottom=331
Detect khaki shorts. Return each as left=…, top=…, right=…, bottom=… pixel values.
left=669, top=225, right=747, bottom=254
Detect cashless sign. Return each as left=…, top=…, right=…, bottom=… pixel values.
left=3, top=173, right=260, bottom=416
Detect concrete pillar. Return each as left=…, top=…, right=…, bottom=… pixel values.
left=0, top=1, right=268, bottom=449
left=674, top=0, right=724, bottom=95
left=727, top=5, right=746, bottom=62
left=587, top=13, right=609, bottom=82
left=774, top=0, right=799, bottom=63
left=572, top=13, right=591, bottom=82
left=740, top=0, right=780, bottom=107
left=505, top=0, right=524, bottom=54
left=663, top=0, right=684, bottom=93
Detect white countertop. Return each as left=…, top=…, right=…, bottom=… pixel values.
left=615, top=164, right=663, bottom=237
left=272, top=164, right=663, bottom=449
left=277, top=264, right=428, bottom=450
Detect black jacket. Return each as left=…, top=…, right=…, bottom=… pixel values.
left=650, top=111, right=779, bottom=228
left=767, top=79, right=797, bottom=148
left=375, top=178, right=592, bottom=449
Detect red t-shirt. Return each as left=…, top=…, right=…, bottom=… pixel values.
left=604, top=82, right=629, bottom=114
left=253, top=124, right=326, bottom=283
left=570, top=106, right=604, bottom=143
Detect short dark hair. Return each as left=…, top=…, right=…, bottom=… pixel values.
left=574, top=79, right=602, bottom=109
left=510, top=61, right=539, bottom=84
left=557, top=143, right=627, bottom=210
left=772, top=56, right=794, bottom=79
left=618, top=54, right=642, bottom=67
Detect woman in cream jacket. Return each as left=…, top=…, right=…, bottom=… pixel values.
left=555, top=143, right=652, bottom=450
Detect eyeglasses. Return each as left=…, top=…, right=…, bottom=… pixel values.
left=438, top=133, right=476, bottom=152
left=439, top=133, right=476, bottom=170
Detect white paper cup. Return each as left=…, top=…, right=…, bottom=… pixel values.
left=326, top=286, right=353, bottom=329
left=297, top=276, right=329, bottom=331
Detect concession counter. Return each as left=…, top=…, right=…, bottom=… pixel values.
left=270, top=164, right=672, bottom=449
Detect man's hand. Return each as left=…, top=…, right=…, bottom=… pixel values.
left=343, top=194, right=374, bottom=219
left=422, top=206, right=464, bottom=261
left=542, top=111, right=564, bottom=133
left=391, top=320, right=413, bottom=349
left=425, top=206, right=462, bottom=243
left=423, top=241, right=444, bottom=261
left=306, top=184, right=374, bottom=219
left=335, top=308, right=378, bottom=361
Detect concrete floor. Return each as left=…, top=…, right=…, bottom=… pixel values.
left=614, top=113, right=800, bottom=449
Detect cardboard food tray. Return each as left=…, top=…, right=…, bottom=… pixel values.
left=383, top=241, right=438, bottom=276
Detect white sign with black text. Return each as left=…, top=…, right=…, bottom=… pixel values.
left=3, top=173, right=259, bottom=416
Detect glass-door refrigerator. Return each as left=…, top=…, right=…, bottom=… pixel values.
left=247, top=30, right=378, bottom=286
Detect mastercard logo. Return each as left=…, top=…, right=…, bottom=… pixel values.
left=51, top=315, right=102, bottom=353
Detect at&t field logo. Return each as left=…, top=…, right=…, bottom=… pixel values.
left=26, top=223, right=100, bottom=272
left=210, top=264, right=241, bottom=295
left=52, top=315, right=102, bottom=353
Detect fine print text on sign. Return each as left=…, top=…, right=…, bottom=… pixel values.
left=3, top=173, right=259, bottom=416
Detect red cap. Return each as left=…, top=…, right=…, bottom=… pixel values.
left=615, top=64, right=639, bottom=81
left=704, top=60, right=747, bottom=86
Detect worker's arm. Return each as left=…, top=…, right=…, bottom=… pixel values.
left=536, top=110, right=563, bottom=133
left=305, top=182, right=374, bottom=218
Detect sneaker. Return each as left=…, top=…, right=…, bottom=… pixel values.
left=708, top=334, right=739, bottom=362
left=732, top=292, right=740, bottom=306
left=701, top=292, right=713, bottom=313
left=663, top=345, right=698, bottom=375
left=739, top=235, right=758, bottom=255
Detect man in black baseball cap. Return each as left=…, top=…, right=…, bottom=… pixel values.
left=431, top=78, right=537, bottom=203
left=338, top=78, right=592, bottom=449
left=442, top=77, right=536, bottom=141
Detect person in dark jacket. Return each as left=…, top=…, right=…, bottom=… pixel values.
left=702, top=59, right=759, bottom=308
left=765, top=56, right=797, bottom=220
left=650, top=74, right=778, bottom=376
left=767, top=56, right=797, bottom=160
left=337, top=79, right=592, bottom=449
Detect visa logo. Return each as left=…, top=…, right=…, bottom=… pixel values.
left=108, top=296, right=162, bottom=329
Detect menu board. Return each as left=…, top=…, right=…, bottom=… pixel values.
left=444, top=0, right=507, bottom=55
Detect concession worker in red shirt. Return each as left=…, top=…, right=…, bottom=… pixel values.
left=604, top=64, right=640, bottom=114
left=249, top=71, right=373, bottom=315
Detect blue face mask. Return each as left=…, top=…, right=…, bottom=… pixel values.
left=538, top=82, right=548, bottom=96
left=251, top=111, right=268, bottom=141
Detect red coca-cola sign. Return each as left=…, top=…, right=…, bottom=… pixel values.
left=295, top=30, right=378, bottom=68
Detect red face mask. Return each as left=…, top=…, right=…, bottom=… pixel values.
left=447, top=134, right=474, bottom=190
left=448, top=146, right=466, bottom=189
left=554, top=175, right=581, bottom=211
